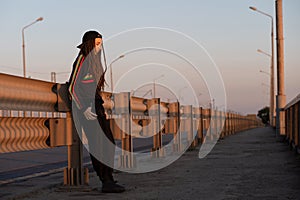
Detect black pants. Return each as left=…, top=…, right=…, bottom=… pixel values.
left=74, top=100, right=115, bottom=182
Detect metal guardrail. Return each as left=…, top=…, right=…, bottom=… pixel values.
left=0, top=73, right=57, bottom=153
left=0, top=73, right=263, bottom=185
left=0, top=73, right=56, bottom=112
left=0, top=117, right=49, bottom=153
left=285, top=94, right=300, bottom=154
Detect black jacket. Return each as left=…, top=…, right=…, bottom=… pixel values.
left=68, top=53, right=104, bottom=111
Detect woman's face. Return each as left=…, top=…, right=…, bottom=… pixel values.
left=94, top=38, right=102, bottom=54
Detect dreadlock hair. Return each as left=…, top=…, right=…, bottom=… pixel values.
left=79, top=39, right=107, bottom=91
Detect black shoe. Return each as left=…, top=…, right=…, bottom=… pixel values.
left=99, top=177, right=118, bottom=183
left=102, top=181, right=125, bottom=193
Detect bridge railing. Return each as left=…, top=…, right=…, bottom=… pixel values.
left=0, top=73, right=263, bottom=185
left=285, top=93, right=300, bottom=154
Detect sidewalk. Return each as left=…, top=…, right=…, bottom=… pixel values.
left=1, top=127, right=300, bottom=200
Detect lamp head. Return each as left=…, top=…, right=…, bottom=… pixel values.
left=249, top=6, right=257, bottom=11
left=36, top=17, right=43, bottom=22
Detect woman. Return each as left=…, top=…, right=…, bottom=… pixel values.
left=68, top=30, right=125, bottom=193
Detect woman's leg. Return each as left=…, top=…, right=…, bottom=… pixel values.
left=95, top=102, right=116, bottom=182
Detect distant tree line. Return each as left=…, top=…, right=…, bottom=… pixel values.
left=257, top=106, right=270, bottom=125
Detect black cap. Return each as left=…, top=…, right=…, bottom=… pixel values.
left=77, top=30, right=102, bottom=48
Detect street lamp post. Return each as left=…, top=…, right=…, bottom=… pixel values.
left=178, top=86, right=187, bottom=102
left=195, top=92, right=202, bottom=106
left=258, top=49, right=274, bottom=125
left=153, top=74, right=164, bottom=98
left=51, top=72, right=56, bottom=83
left=250, top=6, right=275, bottom=127
left=259, top=69, right=270, bottom=76
left=109, top=55, right=125, bottom=93
left=142, top=89, right=153, bottom=98
left=259, top=67, right=273, bottom=124
left=22, top=17, right=43, bottom=78
left=275, top=0, right=286, bottom=137
left=261, top=82, right=270, bottom=88
left=51, top=71, right=70, bottom=83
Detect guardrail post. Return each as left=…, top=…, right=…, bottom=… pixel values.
left=216, top=109, right=220, bottom=138
left=236, top=114, right=239, bottom=133
left=240, top=116, right=243, bottom=131
left=290, top=106, right=295, bottom=148
left=233, top=113, right=236, bottom=134
left=193, top=107, right=203, bottom=145
left=165, top=102, right=180, bottom=133
left=199, top=107, right=204, bottom=143
left=227, top=112, right=230, bottom=135
left=210, top=108, right=216, bottom=140
left=227, top=112, right=231, bottom=136
left=226, top=111, right=229, bottom=135
left=237, top=114, right=240, bottom=133
left=166, top=102, right=181, bottom=152
left=217, top=110, right=222, bottom=139
left=113, top=92, right=135, bottom=169
left=206, top=108, right=212, bottom=140
left=148, top=98, right=164, bottom=157
left=286, top=107, right=291, bottom=144
left=225, top=112, right=229, bottom=137
left=180, top=105, right=193, bottom=150
left=202, top=109, right=210, bottom=143
left=230, top=112, right=234, bottom=134
left=292, top=105, right=297, bottom=148
left=51, top=83, right=86, bottom=186
left=64, top=111, right=84, bottom=186
left=239, top=115, right=242, bottom=132
left=236, top=113, right=239, bottom=133
left=220, top=111, right=225, bottom=139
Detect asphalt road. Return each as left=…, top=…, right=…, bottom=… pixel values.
left=1, top=127, right=300, bottom=200
left=0, top=135, right=174, bottom=182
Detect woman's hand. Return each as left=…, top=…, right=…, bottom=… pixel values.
left=83, top=107, right=98, bottom=120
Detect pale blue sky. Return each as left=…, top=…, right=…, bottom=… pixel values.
left=0, top=0, right=299, bottom=114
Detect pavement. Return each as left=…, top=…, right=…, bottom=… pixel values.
left=0, top=136, right=173, bottom=182
left=1, top=127, right=300, bottom=200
